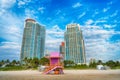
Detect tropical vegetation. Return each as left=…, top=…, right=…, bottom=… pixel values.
left=0, top=58, right=120, bottom=71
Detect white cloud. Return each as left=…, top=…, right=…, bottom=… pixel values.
left=0, top=10, right=23, bottom=42
left=56, top=10, right=61, bottom=15
left=80, top=24, right=120, bottom=62
left=0, top=0, right=25, bottom=61
left=18, top=1, right=25, bottom=7
left=110, top=10, right=118, bottom=17
left=94, top=20, right=106, bottom=25
left=86, top=40, right=120, bottom=62
left=103, top=8, right=107, bottom=12
left=38, top=7, right=45, bottom=13
left=103, top=7, right=110, bottom=12
left=0, top=0, right=16, bottom=9
left=72, top=2, right=82, bottom=8
left=25, top=9, right=36, bottom=18
left=92, top=9, right=99, bottom=17
left=23, top=0, right=31, bottom=2
left=85, top=19, right=94, bottom=25
left=17, top=0, right=32, bottom=8
left=0, top=9, right=6, bottom=16
left=0, top=42, right=20, bottom=49
left=0, top=41, right=20, bottom=61
left=78, top=12, right=86, bottom=19
left=46, top=25, right=64, bottom=35
left=6, top=26, right=22, bottom=39
left=104, top=24, right=112, bottom=28
left=45, top=25, right=64, bottom=53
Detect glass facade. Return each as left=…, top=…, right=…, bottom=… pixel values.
left=20, top=19, right=45, bottom=61
left=64, top=23, right=86, bottom=64
left=60, top=42, right=65, bottom=62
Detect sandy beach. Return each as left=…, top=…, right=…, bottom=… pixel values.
left=0, top=70, right=120, bottom=80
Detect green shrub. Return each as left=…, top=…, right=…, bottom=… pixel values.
left=0, top=66, right=25, bottom=71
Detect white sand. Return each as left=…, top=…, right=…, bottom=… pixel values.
left=65, top=69, right=120, bottom=74
left=0, top=70, right=120, bottom=80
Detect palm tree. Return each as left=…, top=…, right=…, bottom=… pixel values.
left=64, top=60, right=74, bottom=67
left=11, top=60, right=17, bottom=66
left=39, top=57, right=49, bottom=65
left=6, top=59, right=10, bottom=63
left=23, top=57, right=28, bottom=65
left=30, top=57, right=39, bottom=68
left=1, top=60, right=5, bottom=64
left=97, top=60, right=102, bottom=65
left=89, top=60, right=97, bottom=68
left=115, top=61, right=120, bottom=66
left=106, top=60, right=115, bottom=68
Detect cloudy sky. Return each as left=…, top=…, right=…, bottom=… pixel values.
left=0, top=0, right=120, bottom=62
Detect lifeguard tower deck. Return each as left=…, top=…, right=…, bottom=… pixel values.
left=43, top=52, right=64, bottom=74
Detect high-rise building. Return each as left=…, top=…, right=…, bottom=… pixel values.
left=64, top=23, right=86, bottom=64
left=60, top=42, right=65, bottom=61
left=20, top=19, right=45, bottom=61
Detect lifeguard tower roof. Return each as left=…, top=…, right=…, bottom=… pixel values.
left=50, top=52, right=60, bottom=57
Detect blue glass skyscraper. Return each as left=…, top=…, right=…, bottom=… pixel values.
left=20, top=19, right=45, bottom=61
left=64, top=23, right=86, bottom=64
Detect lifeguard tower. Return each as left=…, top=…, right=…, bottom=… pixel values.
left=43, top=52, right=64, bottom=74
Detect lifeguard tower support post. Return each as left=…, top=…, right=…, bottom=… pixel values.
left=43, top=52, right=64, bottom=74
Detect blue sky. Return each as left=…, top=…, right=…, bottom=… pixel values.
left=0, top=0, right=120, bottom=62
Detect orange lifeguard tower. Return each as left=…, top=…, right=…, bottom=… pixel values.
left=43, top=52, right=64, bottom=74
